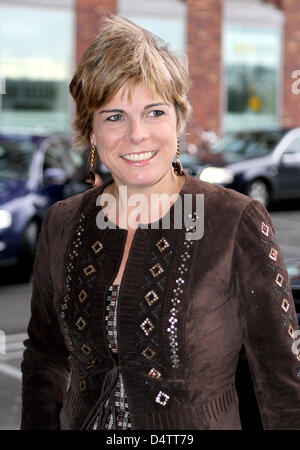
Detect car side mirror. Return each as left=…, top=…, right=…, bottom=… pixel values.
left=43, top=167, right=68, bottom=185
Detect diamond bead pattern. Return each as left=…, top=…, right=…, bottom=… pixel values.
left=167, top=237, right=194, bottom=368
left=260, top=219, right=300, bottom=370
left=156, top=237, right=170, bottom=253
left=142, top=346, right=156, bottom=360
left=149, top=263, right=164, bottom=278
left=60, top=212, right=86, bottom=352
left=147, top=368, right=162, bottom=379
left=155, top=391, right=170, bottom=406
left=140, top=318, right=155, bottom=336
left=145, top=290, right=159, bottom=306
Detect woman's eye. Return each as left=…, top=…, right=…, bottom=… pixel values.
left=149, top=110, right=165, bottom=118
left=107, top=114, right=123, bottom=122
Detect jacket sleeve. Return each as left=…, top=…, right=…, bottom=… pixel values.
left=234, top=199, right=300, bottom=430
left=21, top=204, right=70, bottom=429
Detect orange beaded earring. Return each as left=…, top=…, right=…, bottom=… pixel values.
left=85, top=144, right=96, bottom=185
left=172, top=137, right=184, bottom=176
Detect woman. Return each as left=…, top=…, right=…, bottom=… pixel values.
left=21, top=15, right=300, bottom=430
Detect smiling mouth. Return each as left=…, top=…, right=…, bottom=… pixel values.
left=121, top=151, right=157, bottom=162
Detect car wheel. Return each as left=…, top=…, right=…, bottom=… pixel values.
left=246, top=180, right=270, bottom=208
left=15, top=221, right=39, bottom=283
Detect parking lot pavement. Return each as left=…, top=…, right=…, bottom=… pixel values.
left=0, top=332, right=26, bottom=430
left=270, top=210, right=300, bottom=260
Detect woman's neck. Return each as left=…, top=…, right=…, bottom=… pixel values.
left=103, top=169, right=186, bottom=229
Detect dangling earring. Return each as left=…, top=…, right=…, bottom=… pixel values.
left=172, top=137, right=184, bottom=176
left=85, top=144, right=96, bottom=185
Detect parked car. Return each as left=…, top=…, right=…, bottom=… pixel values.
left=0, top=132, right=89, bottom=282
left=182, top=128, right=300, bottom=207
left=286, top=259, right=300, bottom=327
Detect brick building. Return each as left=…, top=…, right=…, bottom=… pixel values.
left=76, top=0, right=300, bottom=147
left=1, top=0, right=300, bottom=144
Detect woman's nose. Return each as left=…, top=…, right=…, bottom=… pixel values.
left=128, top=119, right=148, bottom=144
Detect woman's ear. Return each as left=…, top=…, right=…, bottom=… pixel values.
left=90, top=132, right=96, bottom=147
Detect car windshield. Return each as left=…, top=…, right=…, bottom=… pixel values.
left=0, top=139, right=35, bottom=180
left=210, top=131, right=285, bottom=163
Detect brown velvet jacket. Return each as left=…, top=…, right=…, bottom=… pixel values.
left=21, top=173, right=300, bottom=430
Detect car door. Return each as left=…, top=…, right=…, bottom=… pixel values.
left=276, top=134, right=300, bottom=198
left=38, top=140, right=69, bottom=210
left=59, top=140, right=89, bottom=197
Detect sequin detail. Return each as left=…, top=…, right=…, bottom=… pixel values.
left=150, top=263, right=164, bottom=278
left=156, top=237, right=170, bottom=253
left=61, top=211, right=105, bottom=391
left=99, top=285, right=132, bottom=430
left=281, top=299, right=290, bottom=313
left=140, top=318, right=155, bottom=336
left=60, top=212, right=86, bottom=352
left=147, top=368, right=162, bottom=379
left=261, top=222, right=269, bottom=236
left=167, top=237, right=194, bottom=369
left=260, top=220, right=300, bottom=365
left=142, top=346, right=156, bottom=360
left=145, top=290, right=159, bottom=306
left=155, top=391, right=170, bottom=406
left=137, top=239, right=173, bottom=379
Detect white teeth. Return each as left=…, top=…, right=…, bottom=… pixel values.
left=122, top=151, right=155, bottom=162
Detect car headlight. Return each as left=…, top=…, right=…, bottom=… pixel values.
left=0, top=210, right=12, bottom=229
left=199, top=167, right=234, bottom=184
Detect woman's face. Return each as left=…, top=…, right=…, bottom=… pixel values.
left=90, top=83, right=178, bottom=190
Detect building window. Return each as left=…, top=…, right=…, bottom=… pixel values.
left=0, top=4, right=74, bottom=133
left=222, top=0, right=283, bottom=133
left=118, top=0, right=187, bottom=57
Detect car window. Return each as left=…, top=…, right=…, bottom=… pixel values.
left=0, top=139, right=35, bottom=180
left=210, top=131, right=284, bottom=163
left=284, top=136, right=300, bottom=154
left=43, top=143, right=66, bottom=172
left=61, top=143, right=83, bottom=175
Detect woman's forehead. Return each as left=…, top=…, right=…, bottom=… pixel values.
left=106, top=82, right=169, bottom=107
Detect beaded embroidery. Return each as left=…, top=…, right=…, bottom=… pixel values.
left=281, top=299, right=290, bottom=313
left=61, top=212, right=106, bottom=391
left=259, top=219, right=300, bottom=371
left=140, top=318, right=155, bottom=336
left=150, top=263, right=164, bottom=278
left=147, top=368, right=162, bottom=379
left=142, top=346, right=156, bottom=360
left=137, top=240, right=172, bottom=379
left=155, top=391, right=170, bottom=406
left=156, top=237, right=170, bottom=253
left=60, top=212, right=86, bottom=353
left=275, top=273, right=284, bottom=287
left=145, top=290, right=159, bottom=306
left=269, top=248, right=278, bottom=261
left=93, top=285, right=132, bottom=430
left=167, top=237, right=194, bottom=369
left=261, top=222, right=269, bottom=236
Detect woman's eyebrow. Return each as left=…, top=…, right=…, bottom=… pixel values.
left=99, top=103, right=169, bottom=114
left=145, top=102, right=169, bottom=109
left=99, top=109, right=124, bottom=114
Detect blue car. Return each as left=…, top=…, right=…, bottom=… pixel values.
left=182, top=127, right=300, bottom=207
left=0, top=133, right=87, bottom=282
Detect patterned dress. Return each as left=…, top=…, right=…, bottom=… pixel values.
left=93, top=284, right=132, bottom=430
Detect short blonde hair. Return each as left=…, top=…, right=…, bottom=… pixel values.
left=69, top=15, right=191, bottom=148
